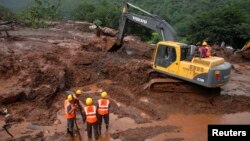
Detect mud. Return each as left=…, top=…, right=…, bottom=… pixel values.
left=0, top=21, right=250, bottom=140
left=111, top=125, right=180, bottom=141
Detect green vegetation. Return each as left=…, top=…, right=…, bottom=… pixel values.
left=186, top=7, right=250, bottom=47
left=18, top=0, right=61, bottom=28
left=0, top=0, right=249, bottom=47
left=148, top=32, right=162, bottom=44
left=71, top=1, right=120, bottom=28
left=0, top=5, right=15, bottom=21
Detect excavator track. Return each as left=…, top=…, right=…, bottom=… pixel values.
left=142, top=70, right=220, bottom=94
left=143, top=77, right=199, bottom=93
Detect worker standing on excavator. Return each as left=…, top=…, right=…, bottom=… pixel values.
left=198, top=44, right=207, bottom=58
left=83, top=97, right=99, bottom=140
left=64, top=94, right=76, bottom=137
left=202, top=41, right=211, bottom=57
left=97, top=91, right=110, bottom=134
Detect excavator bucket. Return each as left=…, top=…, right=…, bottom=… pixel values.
left=106, top=39, right=123, bottom=52
left=108, top=43, right=122, bottom=52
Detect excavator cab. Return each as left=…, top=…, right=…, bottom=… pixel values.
left=153, top=42, right=183, bottom=77
left=154, top=44, right=176, bottom=68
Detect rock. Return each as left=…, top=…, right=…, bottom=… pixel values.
left=0, top=121, right=5, bottom=131
left=53, top=119, right=61, bottom=125
left=232, top=64, right=241, bottom=71
left=0, top=107, right=8, bottom=115
left=22, top=78, right=32, bottom=87
left=76, top=60, right=93, bottom=65
left=32, top=131, right=44, bottom=140
left=111, top=132, right=120, bottom=139
left=4, top=114, right=23, bottom=123
left=101, top=27, right=118, bottom=37
left=224, top=47, right=234, bottom=58
left=0, top=89, right=25, bottom=104
left=230, top=53, right=242, bottom=62
left=26, top=123, right=43, bottom=131
left=58, top=70, right=66, bottom=89
left=242, top=48, right=250, bottom=59
left=4, top=114, right=12, bottom=122
left=24, top=87, right=33, bottom=100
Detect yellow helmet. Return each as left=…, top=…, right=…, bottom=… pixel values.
left=68, top=94, right=73, bottom=101
left=86, top=97, right=93, bottom=106
left=101, top=91, right=108, bottom=98
left=76, top=89, right=82, bottom=95
left=202, top=41, right=208, bottom=46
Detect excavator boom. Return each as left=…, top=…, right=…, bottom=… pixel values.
left=108, top=2, right=177, bottom=51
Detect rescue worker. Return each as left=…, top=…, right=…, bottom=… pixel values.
left=83, top=97, right=99, bottom=140
left=73, top=89, right=84, bottom=107
left=72, top=89, right=85, bottom=122
left=64, top=94, right=76, bottom=137
left=202, top=41, right=211, bottom=57
left=198, top=44, right=207, bottom=58
left=97, top=91, right=110, bottom=133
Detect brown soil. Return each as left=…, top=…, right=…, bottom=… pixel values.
left=1, top=21, right=250, bottom=140
left=111, top=125, right=180, bottom=141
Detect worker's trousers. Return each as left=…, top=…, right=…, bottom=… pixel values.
left=86, top=121, right=99, bottom=139
left=98, top=114, right=109, bottom=125
left=67, top=118, right=74, bottom=132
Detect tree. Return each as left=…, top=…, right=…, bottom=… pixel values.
left=0, top=4, right=15, bottom=21
left=186, top=7, right=250, bottom=48
left=71, top=1, right=120, bottom=28
left=18, top=0, right=61, bottom=28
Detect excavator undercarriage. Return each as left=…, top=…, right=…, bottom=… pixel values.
left=143, top=70, right=221, bottom=94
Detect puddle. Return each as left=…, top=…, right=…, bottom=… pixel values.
left=147, top=112, right=250, bottom=141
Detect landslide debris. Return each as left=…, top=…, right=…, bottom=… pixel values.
left=1, top=21, right=250, bottom=140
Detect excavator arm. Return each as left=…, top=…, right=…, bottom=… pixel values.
left=108, top=2, right=177, bottom=51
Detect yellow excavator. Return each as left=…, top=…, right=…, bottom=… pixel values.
left=235, top=41, right=250, bottom=59
left=109, top=2, right=231, bottom=89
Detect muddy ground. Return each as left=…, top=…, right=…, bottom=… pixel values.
left=0, top=21, right=250, bottom=141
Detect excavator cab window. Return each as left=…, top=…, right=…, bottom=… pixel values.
left=181, top=46, right=189, bottom=61
left=155, top=45, right=176, bottom=68
left=181, top=45, right=197, bottom=61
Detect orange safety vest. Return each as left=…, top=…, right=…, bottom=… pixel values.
left=64, top=100, right=75, bottom=119
left=84, top=105, right=97, bottom=123
left=98, top=99, right=109, bottom=115
left=205, top=46, right=211, bottom=57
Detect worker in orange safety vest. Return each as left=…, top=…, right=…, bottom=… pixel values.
left=97, top=91, right=110, bottom=133
left=72, top=90, right=85, bottom=122
left=83, top=97, right=99, bottom=140
left=202, top=41, right=212, bottom=57
left=64, top=94, right=76, bottom=137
